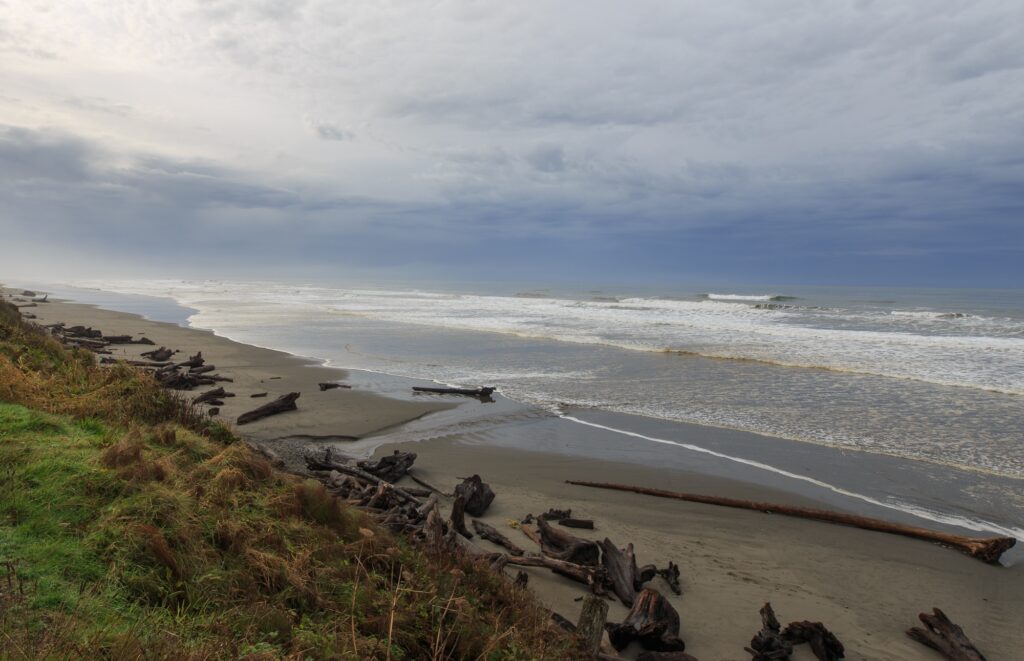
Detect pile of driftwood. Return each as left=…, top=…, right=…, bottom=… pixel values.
left=38, top=317, right=303, bottom=425
left=43, top=322, right=156, bottom=354
left=297, top=446, right=996, bottom=661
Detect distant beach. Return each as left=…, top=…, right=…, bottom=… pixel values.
left=6, top=281, right=1023, bottom=659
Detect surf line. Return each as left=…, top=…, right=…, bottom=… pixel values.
left=559, top=414, right=1024, bottom=541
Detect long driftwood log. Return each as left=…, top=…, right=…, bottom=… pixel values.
left=606, top=588, right=686, bottom=652
left=565, top=480, right=1016, bottom=564
left=237, top=392, right=299, bottom=425
left=906, top=609, right=986, bottom=661
left=412, top=386, right=496, bottom=397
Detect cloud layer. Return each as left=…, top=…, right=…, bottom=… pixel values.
left=1, top=1, right=1022, bottom=284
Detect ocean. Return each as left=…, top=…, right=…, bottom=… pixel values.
left=34, top=278, right=1024, bottom=550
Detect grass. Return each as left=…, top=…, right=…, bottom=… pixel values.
left=0, top=300, right=581, bottom=659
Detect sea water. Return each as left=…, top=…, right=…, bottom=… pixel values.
left=44, top=279, right=1024, bottom=545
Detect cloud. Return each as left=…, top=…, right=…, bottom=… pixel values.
left=310, top=121, right=354, bottom=141
left=0, top=1, right=1022, bottom=284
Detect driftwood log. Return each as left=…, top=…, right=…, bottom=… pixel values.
left=449, top=493, right=473, bottom=539
left=237, top=392, right=299, bottom=425
left=141, top=347, right=174, bottom=361
left=472, top=520, right=525, bottom=556
left=176, top=352, right=205, bottom=369
left=566, top=480, right=1016, bottom=564
left=906, top=609, right=986, bottom=661
left=559, top=518, right=595, bottom=529
left=454, top=475, right=495, bottom=516
left=606, top=588, right=686, bottom=652
left=318, top=382, right=352, bottom=391
left=357, top=450, right=416, bottom=483
left=412, top=386, right=496, bottom=397
left=657, top=562, right=682, bottom=595
left=536, top=518, right=600, bottom=566
left=783, top=621, right=845, bottom=661
left=194, top=387, right=232, bottom=405
left=576, top=595, right=609, bottom=657
left=599, top=538, right=640, bottom=606
left=636, top=652, right=700, bottom=661
left=747, top=602, right=790, bottom=660
left=503, top=554, right=607, bottom=592
left=305, top=450, right=422, bottom=507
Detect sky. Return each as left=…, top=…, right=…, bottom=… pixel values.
left=1, top=0, right=1022, bottom=286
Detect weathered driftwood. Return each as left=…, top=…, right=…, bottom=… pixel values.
left=21, top=290, right=35, bottom=296
left=306, top=450, right=422, bottom=507
left=66, top=326, right=102, bottom=338
left=100, top=357, right=172, bottom=368
left=746, top=602, right=790, bottom=660
left=559, top=518, right=595, bottom=529
left=208, top=407, right=220, bottom=416
left=194, top=387, right=230, bottom=404
left=449, top=493, right=473, bottom=539
left=454, top=474, right=495, bottom=516
left=657, top=562, right=682, bottom=595
left=407, top=470, right=447, bottom=495
left=503, top=554, right=607, bottom=591
left=636, top=652, right=700, bottom=661
left=357, top=450, right=416, bottom=483
left=540, top=508, right=572, bottom=521
left=606, top=588, right=686, bottom=652
left=176, top=352, right=205, bottom=369
left=783, top=621, right=845, bottom=661
left=472, top=520, right=525, bottom=556
left=318, top=382, right=352, bottom=391
left=237, top=392, right=299, bottom=425
left=31, top=294, right=48, bottom=303
left=68, top=336, right=108, bottom=349
left=250, top=392, right=268, bottom=398
left=599, top=538, right=639, bottom=606
left=536, top=518, right=600, bottom=566
left=576, top=595, right=609, bottom=657
left=566, top=480, right=1016, bottom=564
left=140, top=347, right=174, bottom=361
left=906, top=609, right=986, bottom=661
left=189, top=364, right=215, bottom=375
left=412, top=385, right=496, bottom=397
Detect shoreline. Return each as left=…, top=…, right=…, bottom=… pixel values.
left=5, top=284, right=1023, bottom=659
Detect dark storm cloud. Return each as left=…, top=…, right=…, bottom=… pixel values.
left=1, top=1, right=1022, bottom=283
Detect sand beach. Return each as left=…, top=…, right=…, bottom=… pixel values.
left=8, top=288, right=1023, bottom=660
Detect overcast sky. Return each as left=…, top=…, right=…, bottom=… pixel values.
left=1, top=1, right=1022, bottom=286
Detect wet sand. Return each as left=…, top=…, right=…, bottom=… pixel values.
left=5, top=286, right=1022, bottom=660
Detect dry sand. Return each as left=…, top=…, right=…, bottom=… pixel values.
left=9, top=291, right=451, bottom=440
left=6, top=287, right=1022, bottom=660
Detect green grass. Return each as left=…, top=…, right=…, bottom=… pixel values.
left=0, top=300, right=580, bottom=660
